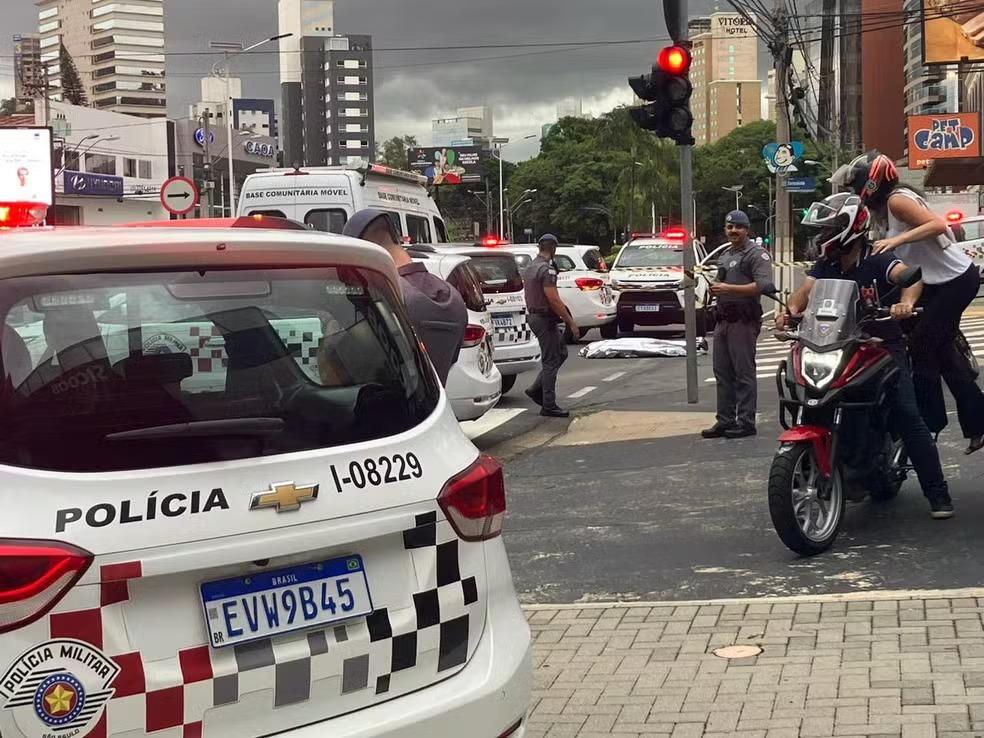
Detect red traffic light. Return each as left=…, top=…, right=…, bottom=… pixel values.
left=657, top=45, right=691, bottom=75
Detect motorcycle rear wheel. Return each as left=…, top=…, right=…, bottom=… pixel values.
left=769, top=442, right=844, bottom=556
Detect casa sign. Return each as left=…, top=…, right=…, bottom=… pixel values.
left=244, top=140, right=276, bottom=158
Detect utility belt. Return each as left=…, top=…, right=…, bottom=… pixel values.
left=717, top=300, right=763, bottom=324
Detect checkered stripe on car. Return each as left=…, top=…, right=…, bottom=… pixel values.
left=177, top=324, right=322, bottom=377
left=44, top=515, right=483, bottom=737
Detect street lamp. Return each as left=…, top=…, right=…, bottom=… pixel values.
left=56, top=135, right=120, bottom=176
left=629, top=161, right=643, bottom=232
left=210, top=32, right=292, bottom=216
left=722, top=184, right=744, bottom=211
left=491, top=134, right=536, bottom=239
left=508, top=188, right=537, bottom=242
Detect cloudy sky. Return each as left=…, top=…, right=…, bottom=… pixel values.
left=1, top=0, right=758, bottom=161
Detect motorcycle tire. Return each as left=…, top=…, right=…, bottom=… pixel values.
left=870, top=438, right=907, bottom=503
left=768, top=442, right=844, bottom=556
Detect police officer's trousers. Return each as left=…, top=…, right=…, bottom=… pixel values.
left=527, top=313, right=568, bottom=409
left=713, top=318, right=760, bottom=429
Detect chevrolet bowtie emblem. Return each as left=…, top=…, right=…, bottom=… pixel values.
left=250, top=482, right=319, bottom=512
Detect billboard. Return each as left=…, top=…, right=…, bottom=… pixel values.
left=907, top=112, right=980, bottom=169
left=0, top=127, right=53, bottom=207
left=407, top=146, right=484, bottom=185
left=922, top=0, right=984, bottom=64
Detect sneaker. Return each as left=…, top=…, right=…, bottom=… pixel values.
left=927, top=489, right=954, bottom=520
left=724, top=426, right=757, bottom=439
left=701, top=423, right=733, bottom=439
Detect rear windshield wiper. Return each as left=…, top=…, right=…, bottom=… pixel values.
left=105, top=418, right=285, bottom=442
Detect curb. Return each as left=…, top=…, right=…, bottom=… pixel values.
left=520, top=586, right=984, bottom=611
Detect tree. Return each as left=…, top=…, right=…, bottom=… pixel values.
left=376, top=135, right=417, bottom=170
left=0, top=98, right=16, bottom=116
left=59, top=44, right=87, bottom=106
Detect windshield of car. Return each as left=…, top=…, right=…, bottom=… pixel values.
left=0, top=267, right=438, bottom=473
left=466, top=254, right=524, bottom=294
left=615, top=243, right=684, bottom=268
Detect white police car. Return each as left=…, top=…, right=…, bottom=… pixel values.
left=0, top=222, right=531, bottom=738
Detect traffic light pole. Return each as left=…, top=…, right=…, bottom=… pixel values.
left=681, top=142, right=698, bottom=404
left=773, top=5, right=793, bottom=295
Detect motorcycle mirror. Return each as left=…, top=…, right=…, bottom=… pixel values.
left=896, top=265, right=923, bottom=288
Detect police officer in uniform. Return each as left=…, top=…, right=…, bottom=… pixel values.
left=524, top=234, right=579, bottom=418
left=702, top=210, right=773, bottom=439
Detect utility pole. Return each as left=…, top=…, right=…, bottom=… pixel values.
left=773, top=3, right=793, bottom=295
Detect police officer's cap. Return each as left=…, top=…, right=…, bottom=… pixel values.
left=538, top=233, right=560, bottom=246
left=725, top=210, right=750, bottom=228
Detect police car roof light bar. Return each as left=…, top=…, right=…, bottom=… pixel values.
left=946, top=209, right=964, bottom=224
left=661, top=227, right=688, bottom=240
left=0, top=539, right=92, bottom=634
left=0, top=202, right=48, bottom=228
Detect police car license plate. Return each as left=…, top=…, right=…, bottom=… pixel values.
left=636, top=305, right=660, bottom=312
left=200, top=555, right=373, bottom=648
left=492, top=315, right=514, bottom=328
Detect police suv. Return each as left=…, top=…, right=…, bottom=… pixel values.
left=609, top=230, right=725, bottom=335
left=0, top=221, right=531, bottom=738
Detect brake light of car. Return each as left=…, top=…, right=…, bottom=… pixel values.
left=0, top=539, right=92, bottom=634
left=462, top=324, right=486, bottom=348
left=0, top=202, right=48, bottom=228
left=575, top=277, right=605, bottom=291
left=438, top=455, right=506, bottom=541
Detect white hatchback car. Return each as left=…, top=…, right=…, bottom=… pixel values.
left=0, top=223, right=531, bottom=738
left=409, top=247, right=502, bottom=421
left=505, top=245, right=617, bottom=343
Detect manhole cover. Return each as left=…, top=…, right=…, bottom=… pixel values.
left=712, top=645, right=763, bottom=659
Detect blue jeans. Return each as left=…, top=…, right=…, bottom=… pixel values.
left=887, top=350, right=948, bottom=497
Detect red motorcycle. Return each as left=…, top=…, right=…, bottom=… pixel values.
left=767, top=273, right=921, bottom=555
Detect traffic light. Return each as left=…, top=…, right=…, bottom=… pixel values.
left=628, top=44, right=694, bottom=145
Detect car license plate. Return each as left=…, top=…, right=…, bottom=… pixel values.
left=492, top=315, right=514, bottom=328
left=636, top=305, right=660, bottom=312
left=200, top=555, right=373, bottom=648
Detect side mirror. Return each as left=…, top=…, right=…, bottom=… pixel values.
left=896, top=265, right=923, bottom=288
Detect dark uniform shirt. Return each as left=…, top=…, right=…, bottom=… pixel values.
left=523, top=255, right=558, bottom=315
left=397, top=262, right=468, bottom=385
left=716, top=240, right=773, bottom=307
left=807, top=245, right=903, bottom=346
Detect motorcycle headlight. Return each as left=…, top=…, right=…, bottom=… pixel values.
left=800, top=347, right=843, bottom=390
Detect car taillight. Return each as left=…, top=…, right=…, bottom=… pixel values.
left=462, top=324, right=486, bottom=348
left=575, top=277, right=605, bottom=291
left=0, top=540, right=92, bottom=634
left=438, top=455, right=506, bottom=541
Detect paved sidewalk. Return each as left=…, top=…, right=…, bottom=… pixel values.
left=525, top=591, right=984, bottom=738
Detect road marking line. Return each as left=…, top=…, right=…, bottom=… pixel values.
left=602, top=371, right=626, bottom=382
left=568, top=386, right=597, bottom=399
left=460, top=407, right=526, bottom=439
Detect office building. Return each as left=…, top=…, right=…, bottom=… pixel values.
left=13, top=34, right=43, bottom=100
left=431, top=105, right=493, bottom=146
left=278, top=0, right=375, bottom=167
left=556, top=99, right=583, bottom=120
left=36, top=0, right=166, bottom=118
left=690, top=12, right=762, bottom=144
left=189, top=78, right=279, bottom=139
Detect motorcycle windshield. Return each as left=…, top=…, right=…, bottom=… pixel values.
left=799, top=278, right=860, bottom=347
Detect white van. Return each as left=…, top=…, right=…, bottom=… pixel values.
left=237, top=164, right=451, bottom=244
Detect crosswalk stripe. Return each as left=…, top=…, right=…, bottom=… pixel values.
left=460, top=408, right=526, bottom=439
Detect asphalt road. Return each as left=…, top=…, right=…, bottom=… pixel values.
left=471, top=318, right=984, bottom=605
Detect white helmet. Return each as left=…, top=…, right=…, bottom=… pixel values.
left=801, top=192, right=871, bottom=259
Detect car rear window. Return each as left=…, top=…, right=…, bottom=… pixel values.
left=616, top=243, right=683, bottom=268
left=581, top=249, right=608, bottom=272
left=0, top=267, right=439, bottom=473
left=305, top=208, right=348, bottom=234
left=467, top=254, right=524, bottom=294
left=446, top=263, right=487, bottom=313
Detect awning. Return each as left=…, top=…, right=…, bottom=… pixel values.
left=923, top=157, right=984, bottom=187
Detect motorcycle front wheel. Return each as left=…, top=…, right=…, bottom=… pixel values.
left=769, top=442, right=844, bottom=556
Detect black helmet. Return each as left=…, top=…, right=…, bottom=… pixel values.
left=801, top=192, right=871, bottom=259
